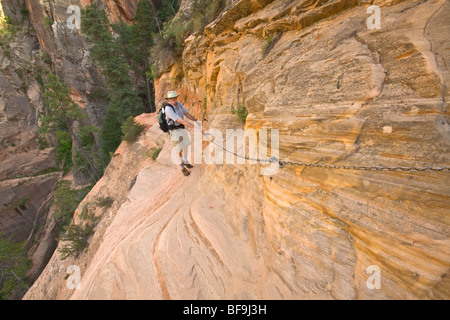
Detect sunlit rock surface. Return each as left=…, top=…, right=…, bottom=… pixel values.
left=24, top=0, right=449, bottom=300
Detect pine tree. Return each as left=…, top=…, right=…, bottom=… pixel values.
left=157, top=0, right=178, bottom=24
left=132, top=0, right=156, bottom=66
left=0, top=233, right=31, bottom=300
left=100, top=109, right=122, bottom=158
left=40, top=74, right=101, bottom=181
left=112, top=21, right=135, bottom=66
left=131, top=0, right=159, bottom=112
left=82, top=3, right=145, bottom=162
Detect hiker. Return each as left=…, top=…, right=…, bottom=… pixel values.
left=164, top=90, right=199, bottom=176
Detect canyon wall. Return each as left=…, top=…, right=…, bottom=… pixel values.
left=1, top=0, right=60, bottom=285
left=0, top=0, right=139, bottom=284
left=162, top=0, right=450, bottom=299
left=24, top=0, right=449, bottom=299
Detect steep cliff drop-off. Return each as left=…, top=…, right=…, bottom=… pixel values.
left=25, top=0, right=449, bottom=299
left=0, top=0, right=154, bottom=289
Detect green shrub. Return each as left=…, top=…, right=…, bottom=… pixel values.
left=0, top=233, right=32, bottom=300
left=150, top=0, right=224, bottom=60
left=52, top=180, right=92, bottom=231
left=0, top=20, right=19, bottom=47
left=232, top=105, right=248, bottom=124
left=94, top=196, right=114, bottom=208
left=20, top=4, right=29, bottom=17
left=262, top=32, right=282, bottom=58
left=13, top=198, right=29, bottom=210
left=191, top=0, right=224, bottom=33
left=44, top=16, right=53, bottom=29
left=3, top=15, right=12, bottom=25
left=150, top=147, right=162, bottom=160
left=58, top=206, right=100, bottom=260
left=55, top=130, right=72, bottom=173
left=202, top=98, right=207, bottom=120
left=146, top=64, right=159, bottom=80
left=121, top=116, right=146, bottom=143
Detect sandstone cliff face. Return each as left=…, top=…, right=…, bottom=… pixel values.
left=26, top=0, right=109, bottom=139
left=0, top=1, right=58, bottom=239
left=1, top=0, right=98, bottom=286
left=25, top=0, right=449, bottom=300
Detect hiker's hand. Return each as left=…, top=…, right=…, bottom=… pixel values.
left=193, top=122, right=203, bottom=133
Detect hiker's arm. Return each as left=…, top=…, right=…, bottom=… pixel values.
left=185, top=113, right=197, bottom=122
left=182, top=111, right=203, bottom=131
left=176, top=117, right=195, bottom=129
left=179, top=103, right=197, bottom=122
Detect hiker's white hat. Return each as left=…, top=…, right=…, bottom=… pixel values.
left=166, top=90, right=179, bottom=99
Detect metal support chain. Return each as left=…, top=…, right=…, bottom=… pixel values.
left=201, top=133, right=450, bottom=172
left=276, top=159, right=450, bottom=172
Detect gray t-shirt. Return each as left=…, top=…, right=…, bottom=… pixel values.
left=165, top=102, right=188, bottom=127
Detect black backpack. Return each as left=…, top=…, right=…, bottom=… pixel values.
left=157, top=102, right=175, bottom=132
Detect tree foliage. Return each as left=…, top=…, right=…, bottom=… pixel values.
left=40, top=74, right=101, bottom=181
left=121, top=116, right=146, bottom=143
left=0, top=234, right=31, bottom=300
left=52, top=180, right=92, bottom=231
left=191, top=0, right=225, bottom=33
left=58, top=206, right=100, bottom=260
left=82, top=3, right=145, bottom=162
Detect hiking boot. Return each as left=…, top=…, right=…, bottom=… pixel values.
left=182, top=167, right=190, bottom=176
left=184, top=163, right=193, bottom=169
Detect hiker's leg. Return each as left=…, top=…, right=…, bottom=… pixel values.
left=180, top=129, right=192, bottom=166
left=178, top=150, right=185, bottom=168
left=171, top=129, right=193, bottom=176
left=175, top=134, right=189, bottom=176
left=170, top=130, right=184, bottom=168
